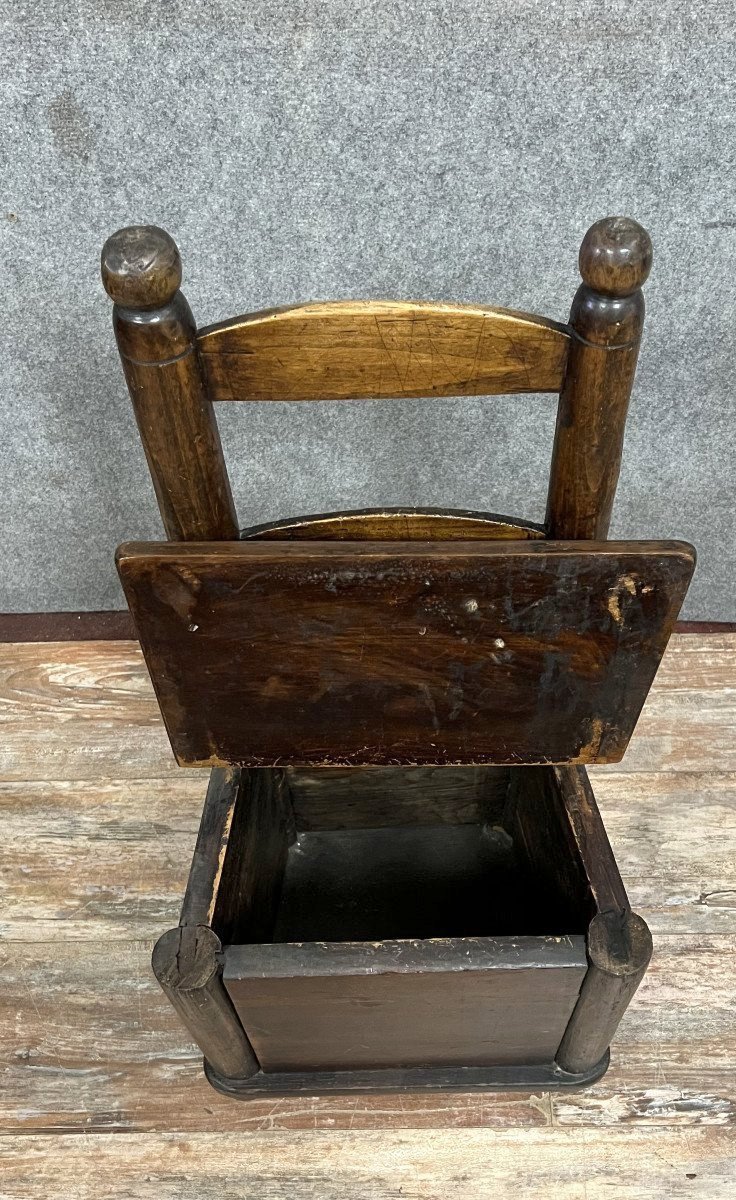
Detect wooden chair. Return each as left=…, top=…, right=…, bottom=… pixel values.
left=103, top=217, right=694, bottom=1099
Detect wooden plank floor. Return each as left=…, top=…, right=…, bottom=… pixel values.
left=0, top=633, right=734, bottom=1198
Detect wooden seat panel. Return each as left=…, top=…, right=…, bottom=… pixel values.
left=117, top=539, right=694, bottom=769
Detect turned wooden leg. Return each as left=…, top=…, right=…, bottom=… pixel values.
left=152, top=923, right=259, bottom=1080
left=556, top=909, right=652, bottom=1075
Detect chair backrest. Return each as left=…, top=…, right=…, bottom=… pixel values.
left=101, top=216, right=653, bottom=544
left=104, top=217, right=695, bottom=770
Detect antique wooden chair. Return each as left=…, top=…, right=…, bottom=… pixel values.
left=103, top=217, right=694, bottom=1098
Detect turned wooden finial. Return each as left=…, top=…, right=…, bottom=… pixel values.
left=578, top=216, right=652, bottom=298
left=101, top=223, right=238, bottom=541
left=546, top=216, right=653, bottom=540
left=101, top=225, right=182, bottom=310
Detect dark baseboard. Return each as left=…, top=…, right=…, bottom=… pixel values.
left=0, top=612, right=734, bottom=643
left=0, top=611, right=136, bottom=641
left=204, top=1052, right=611, bottom=1099
left=675, top=621, right=736, bottom=633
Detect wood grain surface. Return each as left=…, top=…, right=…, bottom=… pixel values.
left=117, top=539, right=694, bottom=767
left=197, top=299, right=571, bottom=402
left=0, top=633, right=734, bottom=1197
left=225, top=936, right=587, bottom=1073
left=241, top=506, right=545, bottom=541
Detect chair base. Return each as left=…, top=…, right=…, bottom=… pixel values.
left=204, top=1051, right=610, bottom=1099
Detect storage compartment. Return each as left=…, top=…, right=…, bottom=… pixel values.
left=158, top=762, right=650, bottom=1094
left=269, top=821, right=584, bottom=944
left=224, top=818, right=590, bottom=1071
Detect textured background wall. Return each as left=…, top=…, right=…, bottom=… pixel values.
left=1, top=1, right=734, bottom=617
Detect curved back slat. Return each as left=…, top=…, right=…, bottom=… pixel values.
left=197, top=300, right=570, bottom=402
left=242, top=507, right=545, bottom=542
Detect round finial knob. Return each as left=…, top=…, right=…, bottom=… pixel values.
left=579, top=217, right=652, bottom=297
left=101, top=225, right=181, bottom=309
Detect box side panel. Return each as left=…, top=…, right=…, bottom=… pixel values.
left=504, top=765, right=629, bottom=923
left=223, top=936, right=587, bottom=1072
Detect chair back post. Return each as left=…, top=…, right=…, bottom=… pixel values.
left=546, top=216, right=653, bottom=540
left=101, top=226, right=239, bottom=541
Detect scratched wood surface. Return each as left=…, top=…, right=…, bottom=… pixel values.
left=117, top=539, right=694, bottom=767
left=0, top=634, right=734, bottom=1197
left=196, top=299, right=570, bottom=402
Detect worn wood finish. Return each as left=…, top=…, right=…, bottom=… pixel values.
left=1, top=611, right=724, bottom=643
left=101, top=226, right=238, bottom=540
left=179, top=767, right=293, bottom=943
left=224, top=936, right=588, bottom=1073
left=505, top=766, right=652, bottom=1074
left=285, top=765, right=509, bottom=829
left=546, top=217, right=653, bottom=539
left=1, top=634, right=735, bottom=1196
left=177, top=768, right=241, bottom=930
left=505, top=766, right=629, bottom=924
left=196, top=759, right=618, bottom=1085
left=117, top=538, right=694, bottom=767
left=5, top=1127, right=734, bottom=1199
left=207, top=1056, right=608, bottom=1097
left=4, top=929, right=735, bottom=1131
left=197, top=300, right=571, bottom=402
left=244, top=509, right=538, bottom=817
left=556, top=910, right=653, bottom=1076
left=100, top=217, right=652, bottom=545
left=4, top=634, right=735, bottom=782
left=242, top=507, right=545, bottom=541
left=151, top=924, right=258, bottom=1080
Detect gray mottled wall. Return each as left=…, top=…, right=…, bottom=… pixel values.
left=1, top=1, right=734, bottom=617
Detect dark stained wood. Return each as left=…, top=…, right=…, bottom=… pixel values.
left=2, top=635, right=735, bottom=1141
left=7, top=633, right=731, bottom=784
left=151, top=924, right=258, bottom=1080
left=179, top=766, right=293, bottom=943
left=98, top=216, right=692, bottom=1105
left=178, top=752, right=646, bottom=1091
left=197, top=300, right=571, bottom=402
left=551, top=766, right=631, bottom=915
left=504, top=766, right=653, bottom=1075
left=206, top=1055, right=609, bottom=1099
left=178, top=767, right=242, bottom=930
left=285, top=765, right=509, bottom=830
left=223, top=936, right=587, bottom=1073
left=243, top=507, right=545, bottom=541
left=0, top=612, right=724, bottom=644
left=504, top=765, right=629, bottom=925
left=268, top=823, right=578, bottom=944
left=116, top=538, right=695, bottom=768
left=546, top=217, right=653, bottom=539
left=101, top=226, right=238, bottom=541
left=556, top=910, right=653, bottom=1075
left=0, top=611, right=137, bottom=641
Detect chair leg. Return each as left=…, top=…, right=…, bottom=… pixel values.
left=556, top=909, right=652, bottom=1075
left=152, top=923, right=259, bottom=1081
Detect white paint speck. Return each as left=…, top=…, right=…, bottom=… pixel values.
left=188, top=623, right=199, bottom=632
left=464, top=598, right=479, bottom=614
left=494, top=637, right=505, bottom=649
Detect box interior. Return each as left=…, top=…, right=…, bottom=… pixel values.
left=225, top=766, right=594, bottom=947
left=271, top=824, right=585, bottom=942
